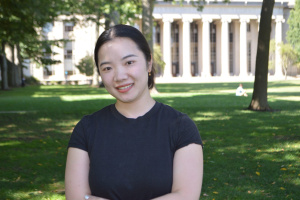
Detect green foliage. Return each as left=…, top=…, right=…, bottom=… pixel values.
left=116, top=1, right=141, bottom=25
left=188, top=0, right=231, bottom=11
left=20, top=36, right=65, bottom=67
left=287, top=0, right=300, bottom=60
left=0, top=0, right=66, bottom=66
left=24, top=76, right=40, bottom=85
left=268, top=40, right=299, bottom=76
left=68, top=0, right=140, bottom=27
left=279, top=42, right=300, bottom=78
left=75, top=55, right=94, bottom=76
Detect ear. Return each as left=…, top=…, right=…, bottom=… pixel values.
left=147, top=55, right=153, bottom=72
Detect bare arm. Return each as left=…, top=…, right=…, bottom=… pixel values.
left=65, top=148, right=110, bottom=200
left=65, top=147, right=91, bottom=200
left=152, top=144, right=203, bottom=200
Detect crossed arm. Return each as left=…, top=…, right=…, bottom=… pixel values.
left=65, top=144, right=203, bottom=200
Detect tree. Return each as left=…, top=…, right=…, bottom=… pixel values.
left=248, top=0, right=275, bottom=111
left=0, top=0, right=67, bottom=90
left=279, top=43, right=300, bottom=79
left=287, top=0, right=300, bottom=62
left=142, top=0, right=154, bottom=53
left=0, top=43, right=9, bottom=90
left=75, top=55, right=94, bottom=76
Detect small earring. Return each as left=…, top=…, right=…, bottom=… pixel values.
left=148, top=72, right=151, bottom=76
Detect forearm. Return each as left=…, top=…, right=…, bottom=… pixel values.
left=152, top=145, right=203, bottom=200
left=65, top=148, right=110, bottom=200
left=151, top=192, right=181, bottom=200
left=152, top=191, right=198, bottom=200
left=83, top=195, right=110, bottom=200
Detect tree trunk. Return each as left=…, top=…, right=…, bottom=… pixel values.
left=284, top=67, right=287, bottom=80
left=16, top=44, right=23, bottom=86
left=142, top=0, right=154, bottom=53
left=1, top=42, right=9, bottom=90
left=248, top=0, right=274, bottom=111
left=142, top=0, right=159, bottom=94
left=9, top=44, right=19, bottom=87
left=105, top=10, right=120, bottom=29
left=92, top=16, right=100, bottom=86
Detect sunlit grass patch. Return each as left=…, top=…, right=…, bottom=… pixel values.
left=272, top=96, right=300, bottom=101
left=193, top=111, right=231, bottom=121
left=0, top=140, right=22, bottom=147
left=59, top=94, right=113, bottom=101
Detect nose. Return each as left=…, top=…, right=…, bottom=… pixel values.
left=113, top=66, right=128, bottom=82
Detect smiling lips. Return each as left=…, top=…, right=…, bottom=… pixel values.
left=116, top=83, right=134, bottom=93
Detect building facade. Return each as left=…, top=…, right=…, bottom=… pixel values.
left=24, top=0, right=296, bottom=84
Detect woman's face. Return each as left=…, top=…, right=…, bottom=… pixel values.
left=97, top=37, right=152, bottom=104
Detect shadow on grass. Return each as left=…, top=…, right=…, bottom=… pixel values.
left=0, top=82, right=299, bottom=199
left=0, top=88, right=115, bottom=200
left=154, top=93, right=300, bottom=199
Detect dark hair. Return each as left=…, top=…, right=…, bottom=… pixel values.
left=94, top=24, right=155, bottom=89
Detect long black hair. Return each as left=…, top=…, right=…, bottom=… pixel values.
left=94, top=24, right=155, bottom=89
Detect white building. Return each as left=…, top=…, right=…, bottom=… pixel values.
left=24, top=19, right=102, bottom=84
left=24, top=0, right=296, bottom=84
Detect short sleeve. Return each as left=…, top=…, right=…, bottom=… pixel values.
left=174, top=114, right=203, bottom=151
left=68, top=116, right=88, bottom=152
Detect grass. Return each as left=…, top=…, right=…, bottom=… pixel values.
left=0, top=80, right=299, bottom=200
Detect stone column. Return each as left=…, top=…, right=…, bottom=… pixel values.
left=233, top=21, right=240, bottom=76
left=197, top=21, right=202, bottom=76
left=275, top=16, right=285, bottom=77
left=239, top=17, right=249, bottom=77
left=221, top=17, right=231, bottom=77
left=202, top=17, right=212, bottom=77
left=162, top=17, right=173, bottom=78
left=182, top=17, right=193, bottom=78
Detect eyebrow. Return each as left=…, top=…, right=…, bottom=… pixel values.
left=99, top=54, right=138, bottom=67
left=122, top=54, right=138, bottom=60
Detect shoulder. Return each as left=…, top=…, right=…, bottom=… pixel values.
left=69, top=104, right=114, bottom=151
left=83, top=104, right=113, bottom=121
left=75, top=104, right=114, bottom=130
left=157, top=102, right=185, bottom=119
left=156, top=102, right=196, bottom=130
left=159, top=102, right=195, bottom=121
left=156, top=103, right=202, bottom=150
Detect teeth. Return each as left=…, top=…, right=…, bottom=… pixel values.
left=118, top=84, right=132, bottom=90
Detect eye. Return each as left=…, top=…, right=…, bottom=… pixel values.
left=101, top=66, right=112, bottom=72
left=126, top=61, right=135, bottom=65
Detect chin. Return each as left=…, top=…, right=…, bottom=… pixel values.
left=117, top=97, right=136, bottom=104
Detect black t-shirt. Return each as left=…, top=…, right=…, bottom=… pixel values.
left=68, top=101, right=202, bottom=200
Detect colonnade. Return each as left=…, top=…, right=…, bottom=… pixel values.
left=154, top=15, right=285, bottom=78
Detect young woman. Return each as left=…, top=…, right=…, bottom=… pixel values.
left=65, top=24, right=203, bottom=200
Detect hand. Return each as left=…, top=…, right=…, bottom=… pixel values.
left=84, top=194, right=110, bottom=200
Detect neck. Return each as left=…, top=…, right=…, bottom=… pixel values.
left=115, top=93, right=155, bottom=119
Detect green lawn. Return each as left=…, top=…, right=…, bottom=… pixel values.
left=0, top=80, right=299, bottom=200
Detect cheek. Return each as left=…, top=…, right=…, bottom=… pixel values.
left=100, top=75, right=111, bottom=87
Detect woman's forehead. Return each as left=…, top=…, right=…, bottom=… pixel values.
left=99, top=38, right=139, bottom=55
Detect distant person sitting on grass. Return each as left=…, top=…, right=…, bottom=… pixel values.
left=236, top=83, right=248, bottom=97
